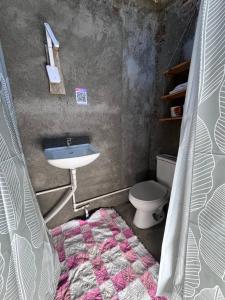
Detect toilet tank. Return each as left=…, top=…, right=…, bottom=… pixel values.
left=156, top=154, right=176, bottom=188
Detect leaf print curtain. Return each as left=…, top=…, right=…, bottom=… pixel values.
left=0, top=42, right=60, bottom=299
left=157, top=0, right=225, bottom=299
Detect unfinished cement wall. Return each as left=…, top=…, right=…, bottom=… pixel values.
left=0, top=0, right=158, bottom=227
left=149, top=0, right=200, bottom=176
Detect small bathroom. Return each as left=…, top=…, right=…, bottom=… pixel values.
left=1, top=0, right=224, bottom=299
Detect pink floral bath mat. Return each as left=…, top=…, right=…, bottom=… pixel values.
left=51, top=208, right=167, bottom=300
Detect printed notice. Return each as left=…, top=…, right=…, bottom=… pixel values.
left=75, top=88, right=88, bottom=105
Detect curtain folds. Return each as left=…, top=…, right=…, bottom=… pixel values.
left=0, top=42, right=60, bottom=300
left=157, top=0, right=225, bottom=299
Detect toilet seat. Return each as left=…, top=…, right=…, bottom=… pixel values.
left=129, top=180, right=168, bottom=229
left=129, top=180, right=168, bottom=203
left=128, top=154, right=176, bottom=229
left=129, top=180, right=169, bottom=229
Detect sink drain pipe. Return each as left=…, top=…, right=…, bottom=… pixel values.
left=74, top=187, right=130, bottom=210
left=36, top=169, right=130, bottom=223
left=43, top=169, right=77, bottom=223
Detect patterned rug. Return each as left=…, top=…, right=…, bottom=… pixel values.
left=51, top=208, right=167, bottom=300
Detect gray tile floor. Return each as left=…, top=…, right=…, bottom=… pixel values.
left=115, top=202, right=166, bottom=262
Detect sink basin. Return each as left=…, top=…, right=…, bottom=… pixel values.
left=44, top=143, right=100, bottom=169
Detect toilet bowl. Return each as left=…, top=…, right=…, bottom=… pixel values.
left=129, top=180, right=168, bottom=229
left=129, top=155, right=176, bottom=229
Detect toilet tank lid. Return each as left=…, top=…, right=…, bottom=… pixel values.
left=157, top=154, right=176, bottom=164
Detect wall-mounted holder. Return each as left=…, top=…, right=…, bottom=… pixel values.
left=44, top=23, right=66, bottom=95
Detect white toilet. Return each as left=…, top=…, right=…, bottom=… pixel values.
left=129, top=154, right=176, bottom=229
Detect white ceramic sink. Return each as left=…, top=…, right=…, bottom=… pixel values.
left=44, top=143, right=100, bottom=169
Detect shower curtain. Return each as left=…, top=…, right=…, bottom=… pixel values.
left=0, top=42, right=60, bottom=299
left=157, top=0, right=225, bottom=299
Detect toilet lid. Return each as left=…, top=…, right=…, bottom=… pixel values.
left=130, top=180, right=167, bottom=201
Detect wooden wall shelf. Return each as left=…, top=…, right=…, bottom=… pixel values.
left=159, top=117, right=182, bottom=122
left=161, top=90, right=186, bottom=101
left=159, top=61, right=190, bottom=123
left=164, top=61, right=190, bottom=76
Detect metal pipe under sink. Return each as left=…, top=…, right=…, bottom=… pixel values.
left=43, top=169, right=77, bottom=223
left=36, top=169, right=130, bottom=223
left=36, top=184, right=71, bottom=196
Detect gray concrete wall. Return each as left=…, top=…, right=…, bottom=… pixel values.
left=0, top=0, right=158, bottom=227
left=149, top=0, right=200, bottom=176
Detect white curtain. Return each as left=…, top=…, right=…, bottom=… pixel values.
left=0, top=42, right=60, bottom=299
left=157, top=0, right=225, bottom=299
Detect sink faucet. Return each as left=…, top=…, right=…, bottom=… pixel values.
left=66, top=137, right=72, bottom=146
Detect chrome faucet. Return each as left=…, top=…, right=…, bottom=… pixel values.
left=66, top=137, right=72, bottom=147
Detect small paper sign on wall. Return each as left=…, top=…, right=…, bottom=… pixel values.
left=75, top=88, right=88, bottom=105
